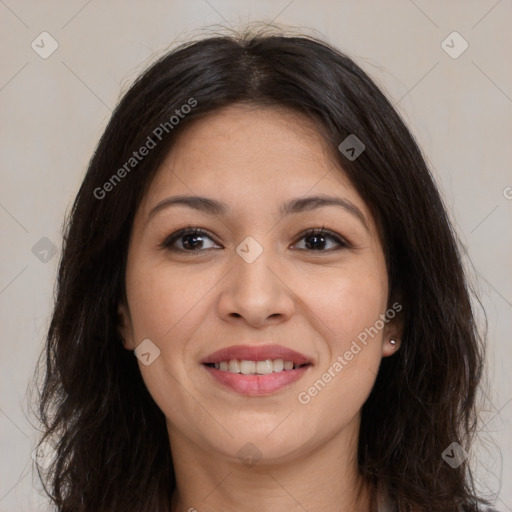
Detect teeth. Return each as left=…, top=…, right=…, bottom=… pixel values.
left=240, top=360, right=256, bottom=375
left=256, top=360, right=273, bottom=375
left=273, top=359, right=284, bottom=372
left=228, top=359, right=240, bottom=373
left=211, top=358, right=304, bottom=375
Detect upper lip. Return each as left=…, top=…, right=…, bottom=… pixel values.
left=201, top=344, right=312, bottom=365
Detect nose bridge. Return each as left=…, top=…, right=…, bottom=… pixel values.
left=217, top=234, right=294, bottom=324
left=233, top=234, right=280, bottom=298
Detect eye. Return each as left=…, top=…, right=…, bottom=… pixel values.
left=161, top=226, right=221, bottom=252
left=291, top=227, right=350, bottom=252
left=161, top=225, right=350, bottom=254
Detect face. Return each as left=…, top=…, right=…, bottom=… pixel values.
left=118, top=104, right=401, bottom=465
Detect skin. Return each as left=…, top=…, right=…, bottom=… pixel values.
left=118, top=104, right=402, bottom=512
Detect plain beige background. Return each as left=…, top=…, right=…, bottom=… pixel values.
left=0, top=1, right=511, bottom=510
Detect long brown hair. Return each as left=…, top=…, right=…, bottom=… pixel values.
left=34, top=27, right=489, bottom=511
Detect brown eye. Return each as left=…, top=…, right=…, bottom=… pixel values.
left=292, top=227, right=350, bottom=252
left=161, top=227, right=221, bottom=252
left=161, top=226, right=350, bottom=254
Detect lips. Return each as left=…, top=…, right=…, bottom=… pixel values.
left=201, top=344, right=312, bottom=365
left=201, top=344, right=313, bottom=396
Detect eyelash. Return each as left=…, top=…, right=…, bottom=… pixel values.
left=160, top=225, right=351, bottom=254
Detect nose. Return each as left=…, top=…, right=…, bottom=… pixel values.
left=216, top=245, right=296, bottom=328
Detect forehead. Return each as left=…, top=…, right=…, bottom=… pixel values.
left=137, top=104, right=378, bottom=237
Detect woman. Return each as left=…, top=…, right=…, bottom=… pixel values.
left=35, top=27, right=494, bottom=511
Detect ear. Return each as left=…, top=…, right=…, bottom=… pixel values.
left=381, top=302, right=404, bottom=358
left=382, top=336, right=401, bottom=357
left=117, top=301, right=135, bottom=351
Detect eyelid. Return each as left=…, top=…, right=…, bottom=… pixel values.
left=160, top=226, right=352, bottom=253
left=291, top=227, right=352, bottom=250
left=160, top=226, right=219, bottom=251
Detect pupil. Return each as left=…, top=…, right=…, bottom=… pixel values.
left=307, top=234, right=325, bottom=250
left=183, top=234, right=203, bottom=250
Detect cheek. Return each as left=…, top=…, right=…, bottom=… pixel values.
left=124, top=263, right=220, bottom=430
left=291, top=259, right=388, bottom=352
left=293, top=260, right=387, bottom=425
left=125, top=260, right=215, bottom=343
left=297, top=351, right=380, bottom=439
left=124, top=259, right=223, bottom=409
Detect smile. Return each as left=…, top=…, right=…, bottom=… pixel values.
left=201, top=344, right=313, bottom=395
left=205, top=359, right=309, bottom=374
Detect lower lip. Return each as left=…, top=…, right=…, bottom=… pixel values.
left=203, top=365, right=311, bottom=395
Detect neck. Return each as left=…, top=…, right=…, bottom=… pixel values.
left=168, top=415, right=372, bottom=512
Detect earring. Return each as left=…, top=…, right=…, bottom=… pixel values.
left=390, top=339, right=397, bottom=349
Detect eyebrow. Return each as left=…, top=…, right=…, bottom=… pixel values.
left=147, top=194, right=369, bottom=231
